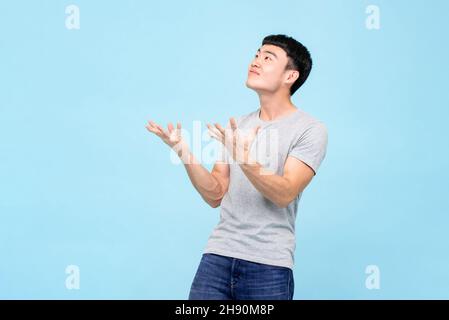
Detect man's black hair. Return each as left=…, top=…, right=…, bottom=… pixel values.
left=262, top=34, right=312, bottom=96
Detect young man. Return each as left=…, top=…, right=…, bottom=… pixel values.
left=146, top=34, right=328, bottom=300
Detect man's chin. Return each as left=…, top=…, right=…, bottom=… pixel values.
left=245, top=80, right=257, bottom=90
left=245, top=81, right=263, bottom=93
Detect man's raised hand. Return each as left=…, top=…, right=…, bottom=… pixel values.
left=207, top=117, right=260, bottom=164
left=145, top=120, right=186, bottom=153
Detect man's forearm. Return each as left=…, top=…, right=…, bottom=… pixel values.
left=175, top=143, right=224, bottom=207
left=239, top=160, right=294, bottom=208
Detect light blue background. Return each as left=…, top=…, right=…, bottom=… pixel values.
left=1, top=0, right=448, bottom=299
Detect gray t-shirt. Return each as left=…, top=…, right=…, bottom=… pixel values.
left=203, top=107, right=328, bottom=270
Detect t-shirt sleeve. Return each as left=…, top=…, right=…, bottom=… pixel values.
left=288, top=122, right=328, bottom=175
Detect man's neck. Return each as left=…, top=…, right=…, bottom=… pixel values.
left=258, top=91, right=297, bottom=121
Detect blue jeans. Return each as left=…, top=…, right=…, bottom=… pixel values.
left=188, top=253, right=294, bottom=300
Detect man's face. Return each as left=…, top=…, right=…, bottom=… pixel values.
left=245, top=44, right=296, bottom=94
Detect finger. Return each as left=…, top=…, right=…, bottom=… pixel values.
left=148, top=121, right=163, bottom=132
left=147, top=122, right=163, bottom=134
left=147, top=120, right=169, bottom=139
left=207, top=124, right=223, bottom=138
left=214, top=123, right=225, bottom=136
left=168, top=122, right=174, bottom=133
left=153, top=123, right=169, bottom=137
left=177, top=122, right=181, bottom=130
left=148, top=120, right=160, bottom=128
left=146, top=125, right=163, bottom=137
left=230, top=117, right=237, bottom=131
left=208, top=130, right=220, bottom=140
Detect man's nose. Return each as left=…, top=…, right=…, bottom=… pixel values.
left=251, top=59, right=260, bottom=68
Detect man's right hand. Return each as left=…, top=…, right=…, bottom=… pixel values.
left=145, top=120, right=187, bottom=155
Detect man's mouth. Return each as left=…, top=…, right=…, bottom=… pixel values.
left=249, top=70, right=260, bottom=75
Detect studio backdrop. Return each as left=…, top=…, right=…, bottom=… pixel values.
left=1, top=0, right=448, bottom=299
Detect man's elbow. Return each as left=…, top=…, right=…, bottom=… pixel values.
left=208, top=198, right=223, bottom=208
left=207, top=185, right=227, bottom=208
left=275, top=193, right=298, bottom=208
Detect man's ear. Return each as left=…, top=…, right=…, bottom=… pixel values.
left=285, top=70, right=300, bottom=84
